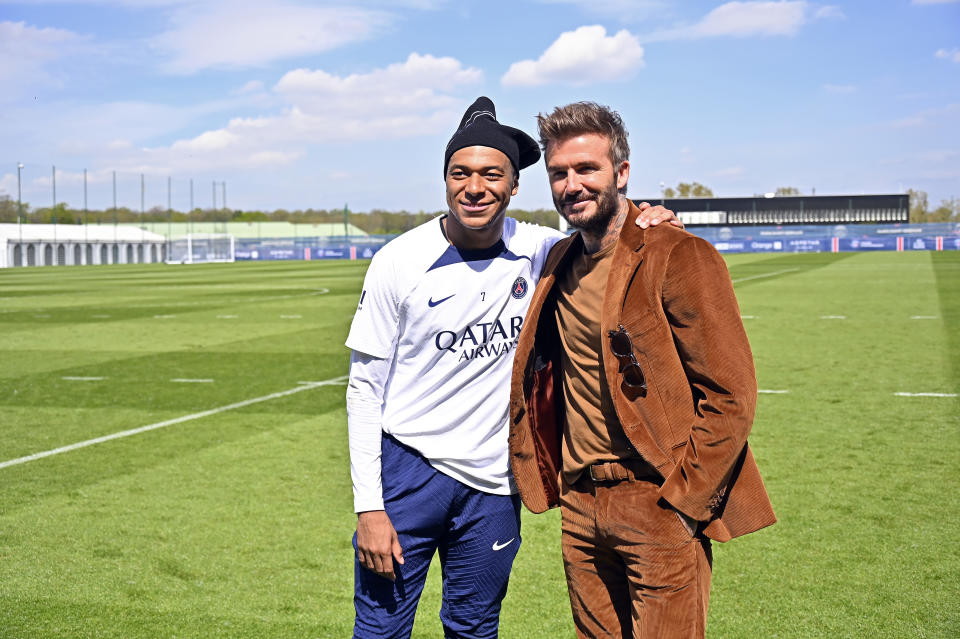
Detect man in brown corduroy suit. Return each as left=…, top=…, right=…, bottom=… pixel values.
left=509, top=102, right=776, bottom=638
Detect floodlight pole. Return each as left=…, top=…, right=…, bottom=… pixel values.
left=189, top=178, right=194, bottom=236
left=167, top=176, right=172, bottom=261
left=17, top=162, right=23, bottom=257
left=84, top=168, right=88, bottom=243
left=17, top=162, right=23, bottom=225
left=221, top=181, right=226, bottom=212
left=52, top=165, right=57, bottom=244
left=112, top=170, right=118, bottom=247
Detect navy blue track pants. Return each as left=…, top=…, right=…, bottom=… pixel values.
left=353, top=435, right=521, bottom=639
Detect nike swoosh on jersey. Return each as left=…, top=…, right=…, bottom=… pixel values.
left=492, top=538, right=515, bottom=551
left=428, top=294, right=456, bottom=307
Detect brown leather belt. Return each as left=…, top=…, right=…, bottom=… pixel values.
left=587, top=459, right=660, bottom=483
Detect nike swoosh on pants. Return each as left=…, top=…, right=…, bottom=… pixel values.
left=492, top=538, right=515, bottom=551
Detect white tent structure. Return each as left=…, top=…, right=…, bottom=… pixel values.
left=0, top=224, right=167, bottom=268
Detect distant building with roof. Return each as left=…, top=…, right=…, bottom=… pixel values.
left=633, top=194, right=909, bottom=226
left=1, top=224, right=167, bottom=268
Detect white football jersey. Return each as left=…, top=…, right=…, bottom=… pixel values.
left=346, top=216, right=564, bottom=495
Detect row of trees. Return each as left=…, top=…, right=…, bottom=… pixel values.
left=0, top=197, right=564, bottom=234
left=3, top=187, right=956, bottom=233
left=662, top=181, right=715, bottom=198
left=907, top=190, right=959, bottom=223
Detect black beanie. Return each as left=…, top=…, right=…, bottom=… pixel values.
left=443, top=96, right=541, bottom=176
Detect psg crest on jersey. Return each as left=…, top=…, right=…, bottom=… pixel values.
left=511, top=276, right=528, bottom=299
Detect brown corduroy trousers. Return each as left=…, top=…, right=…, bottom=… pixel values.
left=560, top=476, right=713, bottom=638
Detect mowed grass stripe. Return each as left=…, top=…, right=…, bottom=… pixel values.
left=714, top=250, right=957, bottom=638
left=0, top=409, right=359, bottom=638
left=1, top=262, right=363, bottom=459
left=0, top=376, right=348, bottom=471
left=1, top=255, right=958, bottom=638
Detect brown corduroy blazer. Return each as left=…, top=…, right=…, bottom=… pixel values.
left=508, top=202, right=776, bottom=542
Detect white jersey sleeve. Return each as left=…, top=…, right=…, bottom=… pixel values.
left=346, top=351, right=391, bottom=513
left=345, top=249, right=399, bottom=359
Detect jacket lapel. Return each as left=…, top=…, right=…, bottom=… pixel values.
left=602, top=202, right=647, bottom=335
left=511, top=232, right=580, bottom=406
left=527, top=233, right=581, bottom=333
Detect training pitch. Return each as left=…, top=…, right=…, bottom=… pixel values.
left=0, top=251, right=957, bottom=638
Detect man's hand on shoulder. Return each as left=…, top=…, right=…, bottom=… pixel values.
left=356, top=510, right=405, bottom=581
left=635, top=201, right=684, bottom=230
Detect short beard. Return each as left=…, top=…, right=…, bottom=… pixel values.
left=555, top=183, right=621, bottom=234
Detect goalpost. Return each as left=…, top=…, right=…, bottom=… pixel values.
left=165, top=233, right=236, bottom=264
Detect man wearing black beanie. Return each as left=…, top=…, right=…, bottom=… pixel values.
left=344, top=96, right=677, bottom=638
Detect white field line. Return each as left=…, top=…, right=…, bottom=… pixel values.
left=894, top=392, right=957, bottom=398
left=0, top=375, right=349, bottom=471
left=62, top=376, right=105, bottom=381
left=731, top=268, right=799, bottom=284
left=281, top=315, right=302, bottom=319
left=216, top=315, right=238, bottom=319
left=741, top=315, right=758, bottom=319
left=910, top=316, right=938, bottom=320
left=171, top=378, right=214, bottom=383
left=154, top=314, right=176, bottom=319
left=821, top=315, right=847, bottom=320
left=758, top=389, right=790, bottom=394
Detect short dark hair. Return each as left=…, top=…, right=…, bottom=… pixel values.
left=536, top=102, right=630, bottom=167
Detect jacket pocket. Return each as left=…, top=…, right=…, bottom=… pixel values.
left=616, top=311, right=684, bottom=452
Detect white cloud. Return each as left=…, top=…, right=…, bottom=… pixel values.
left=86, top=53, right=484, bottom=173
left=2, top=0, right=191, bottom=5
left=170, top=129, right=239, bottom=153
left=884, top=103, right=960, bottom=129
left=685, top=1, right=809, bottom=37
left=0, top=21, right=90, bottom=98
left=814, top=5, right=845, bottom=19
left=935, top=48, right=960, bottom=63
left=501, top=25, right=644, bottom=87
left=645, top=1, right=841, bottom=42
left=151, top=2, right=390, bottom=74
left=234, top=80, right=265, bottom=95
left=823, top=83, right=857, bottom=93
left=275, top=52, right=483, bottom=114
left=30, top=168, right=116, bottom=190
left=535, top=0, right=669, bottom=19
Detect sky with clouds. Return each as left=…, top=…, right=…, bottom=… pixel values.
left=2, top=0, right=959, bottom=213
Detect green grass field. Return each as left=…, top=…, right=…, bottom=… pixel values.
left=1, top=251, right=957, bottom=638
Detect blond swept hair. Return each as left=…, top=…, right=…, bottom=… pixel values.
left=536, top=102, right=630, bottom=167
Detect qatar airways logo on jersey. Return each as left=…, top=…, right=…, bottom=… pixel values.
left=434, top=316, right=524, bottom=362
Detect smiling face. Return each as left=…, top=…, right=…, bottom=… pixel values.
left=444, top=146, right=518, bottom=244
left=545, top=132, right=629, bottom=234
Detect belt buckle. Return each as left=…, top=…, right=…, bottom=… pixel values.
left=588, top=464, right=600, bottom=482
left=589, top=462, right=619, bottom=484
